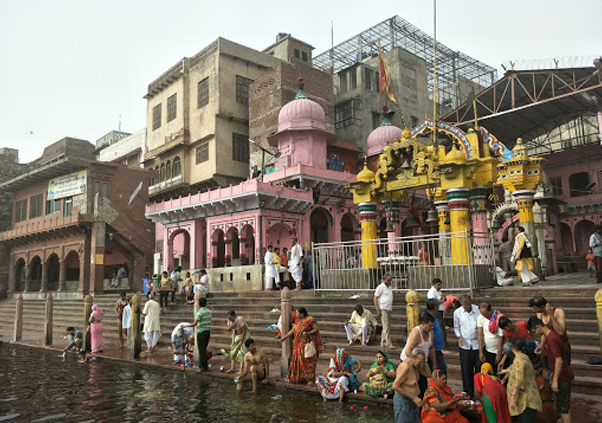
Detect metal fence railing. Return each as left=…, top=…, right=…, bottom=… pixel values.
left=312, top=231, right=495, bottom=293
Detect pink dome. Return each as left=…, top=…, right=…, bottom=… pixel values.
left=278, top=98, right=326, bottom=132
left=367, top=123, right=402, bottom=156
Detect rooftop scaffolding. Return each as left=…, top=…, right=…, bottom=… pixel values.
left=314, top=15, right=498, bottom=110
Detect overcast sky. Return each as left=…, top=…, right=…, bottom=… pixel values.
left=1, top=0, right=600, bottom=163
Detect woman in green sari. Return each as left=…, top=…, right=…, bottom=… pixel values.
left=226, top=310, right=251, bottom=374
left=361, top=350, right=396, bottom=399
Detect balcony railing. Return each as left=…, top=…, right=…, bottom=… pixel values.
left=0, top=211, right=83, bottom=241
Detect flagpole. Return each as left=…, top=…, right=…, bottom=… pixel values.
left=432, top=0, right=437, bottom=146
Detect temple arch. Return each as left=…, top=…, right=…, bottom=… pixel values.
left=340, top=212, right=358, bottom=242
left=46, top=253, right=60, bottom=291
left=225, top=226, right=240, bottom=266
left=211, top=228, right=225, bottom=268
left=574, top=219, right=595, bottom=256
left=14, top=258, right=26, bottom=292
left=310, top=208, right=330, bottom=244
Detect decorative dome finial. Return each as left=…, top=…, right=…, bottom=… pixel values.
left=294, top=77, right=307, bottom=100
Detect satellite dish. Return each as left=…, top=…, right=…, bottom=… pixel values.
left=128, top=181, right=144, bottom=206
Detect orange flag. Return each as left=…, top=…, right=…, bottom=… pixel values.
left=378, top=41, right=397, bottom=105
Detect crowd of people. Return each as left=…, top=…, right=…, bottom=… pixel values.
left=63, top=263, right=580, bottom=423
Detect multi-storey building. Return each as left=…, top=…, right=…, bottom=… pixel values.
left=0, top=138, right=154, bottom=297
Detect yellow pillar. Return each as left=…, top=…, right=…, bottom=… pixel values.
left=405, top=290, right=420, bottom=335
left=359, top=202, right=378, bottom=269
left=595, top=289, right=602, bottom=357
left=446, top=187, right=471, bottom=264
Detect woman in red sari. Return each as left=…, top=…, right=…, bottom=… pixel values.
left=280, top=307, right=324, bottom=384
left=474, top=363, right=511, bottom=423
left=422, top=370, right=469, bottom=423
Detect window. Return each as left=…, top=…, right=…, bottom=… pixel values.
left=569, top=172, right=591, bottom=197
left=232, top=133, right=249, bottom=163
left=94, top=181, right=101, bottom=195
left=29, top=194, right=43, bottom=219
left=550, top=177, right=563, bottom=196
left=198, top=77, right=209, bottom=108
left=160, top=163, right=166, bottom=182
left=15, top=199, right=27, bottom=222
left=63, top=197, right=73, bottom=217
left=372, top=112, right=381, bottom=129
left=365, top=68, right=377, bottom=91
left=335, top=99, right=362, bottom=129
left=294, top=48, right=300, bottom=58
left=236, top=76, right=253, bottom=105
left=301, top=51, right=308, bottom=62
left=196, top=143, right=209, bottom=164
left=46, top=199, right=61, bottom=215
left=152, top=104, right=161, bottom=131
left=167, top=93, right=177, bottom=122
left=173, top=157, right=181, bottom=177
left=102, top=182, right=109, bottom=198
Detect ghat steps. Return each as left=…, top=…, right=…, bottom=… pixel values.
left=0, top=285, right=600, bottom=394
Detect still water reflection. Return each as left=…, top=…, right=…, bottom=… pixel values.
left=0, top=345, right=392, bottom=422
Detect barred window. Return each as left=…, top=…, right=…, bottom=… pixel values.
left=232, top=133, right=249, bottom=163
left=365, top=68, right=377, bottom=91
left=198, top=77, right=209, bottom=108
left=15, top=199, right=27, bottom=222
left=335, top=99, right=362, bottom=129
left=167, top=93, right=177, bottom=122
left=152, top=104, right=161, bottom=131
left=63, top=197, right=73, bottom=217
left=29, top=193, right=43, bottom=219
left=196, top=143, right=209, bottom=164
left=236, top=76, right=253, bottom=105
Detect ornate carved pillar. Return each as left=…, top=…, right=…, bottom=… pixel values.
left=40, top=261, right=48, bottom=292
left=358, top=202, right=378, bottom=269
left=470, top=186, right=490, bottom=264
left=58, top=260, right=67, bottom=292
left=446, top=187, right=471, bottom=265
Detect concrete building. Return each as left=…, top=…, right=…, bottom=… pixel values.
left=0, top=138, right=154, bottom=297
left=96, top=128, right=146, bottom=168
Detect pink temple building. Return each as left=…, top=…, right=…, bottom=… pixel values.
left=145, top=83, right=364, bottom=291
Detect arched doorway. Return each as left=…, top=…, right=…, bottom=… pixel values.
left=340, top=213, right=358, bottom=242
left=211, top=229, right=225, bottom=268
left=65, top=250, right=80, bottom=290
left=559, top=222, right=573, bottom=256
left=226, top=226, right=240, bottom=266
left=310, top=208, right=330, bottom=244
left=29, top=256, right=42, bottom=291
left=170, top=229, right=191, bottom=270
left=574, top=219, right=595, bottom=256
left=14, top=258, right=26, bottom=292
left=240, top=224, right=255, bottom=265
left=47, top=254, right=60, bottom=291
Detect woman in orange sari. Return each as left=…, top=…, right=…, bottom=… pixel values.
left=280, top=307, right=324, bottom=384
left=422, top=370, right=469, bottom=423
left=474, top=363, right=511, bottom=423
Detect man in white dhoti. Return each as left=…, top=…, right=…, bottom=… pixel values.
left=510, top=226, right=539, bottom=286
left=289, top=238, right=303, bottom=291
left=142, top=293, right=161, bottom=353
left=264, top=245, right=279, bottom=290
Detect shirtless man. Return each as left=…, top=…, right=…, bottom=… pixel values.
left=392, top=347, right=429, bottom=423
left=236, top=338, right=269, bottom=393
left=529, top=296, right=569, bottom=355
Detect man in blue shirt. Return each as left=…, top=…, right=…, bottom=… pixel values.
left=422, top=299, right=447, bottom=375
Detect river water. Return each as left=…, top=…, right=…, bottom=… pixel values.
left=0, top=344, right=392, bottom=422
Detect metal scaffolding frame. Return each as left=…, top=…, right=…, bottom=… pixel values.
left=314, top=15, right=497, bottom=109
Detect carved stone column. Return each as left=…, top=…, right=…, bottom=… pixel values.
left=280, top=287, right=292, bottom=379
left=58, top=260, right=67, bottom=292
left=44, top=293, right=53, bottom=346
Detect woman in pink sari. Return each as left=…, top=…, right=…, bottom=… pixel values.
left=88, top=304, right=105, bottom=353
